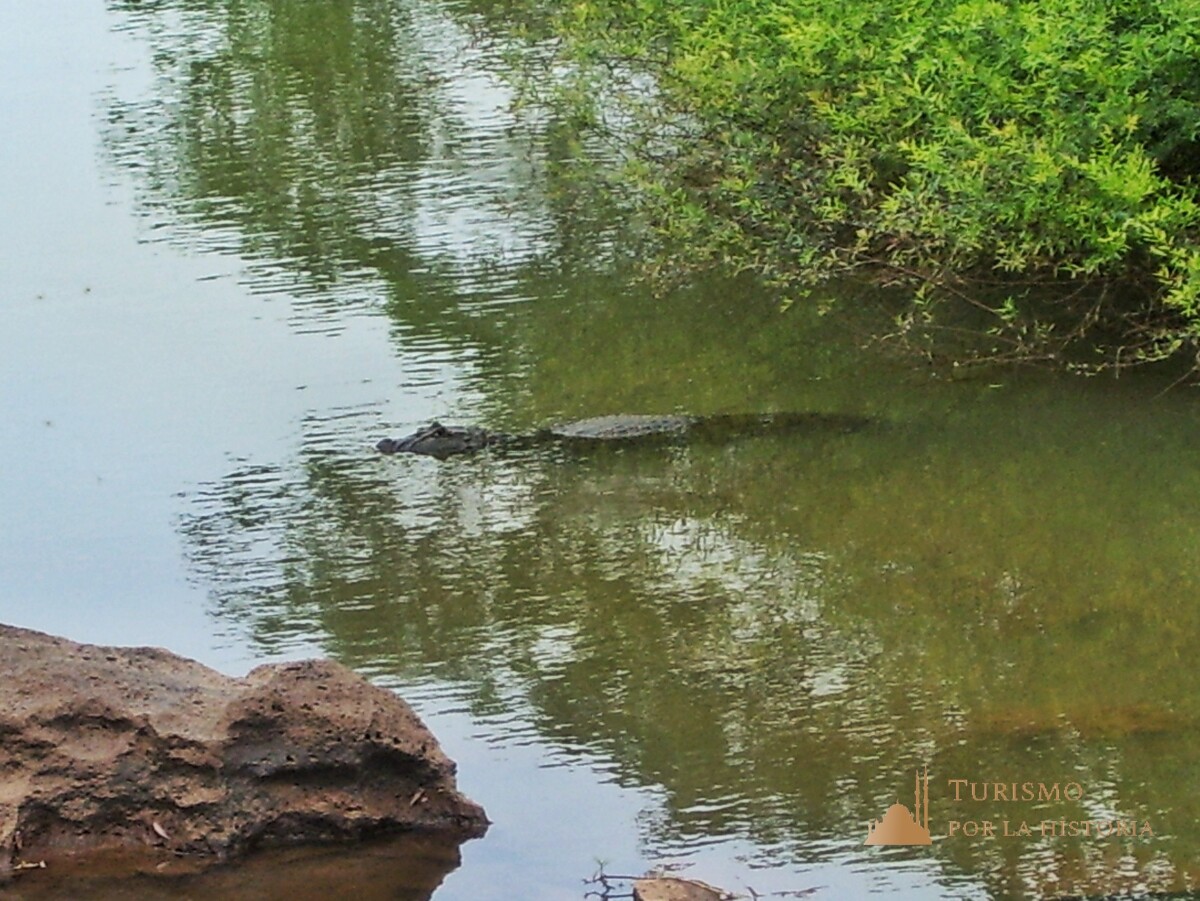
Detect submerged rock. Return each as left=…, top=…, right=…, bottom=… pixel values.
left=0, top=624, right=488, bottom=878
left=633, top=875, right=732, bottom=901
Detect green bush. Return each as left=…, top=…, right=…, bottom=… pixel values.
left=521, top=0, right=1200, bottom=368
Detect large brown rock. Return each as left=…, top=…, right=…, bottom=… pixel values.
left=0, top=624, right=488, bottom=877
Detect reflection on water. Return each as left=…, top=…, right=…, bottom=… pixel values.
left=5, top=834, right=462, bottom=901
left=178, top=383, right=1200, bottom=898
left=102, top=0, right=564, bottom=348
left=3, top=0, right=1200, bottom=898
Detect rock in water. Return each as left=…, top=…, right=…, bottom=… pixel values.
left=633, top=875, right=732, bottom=901
left=0, top=624, right=488, bottom=877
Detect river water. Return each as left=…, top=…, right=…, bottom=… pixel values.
left=3, top=2, right=1200, bottom=899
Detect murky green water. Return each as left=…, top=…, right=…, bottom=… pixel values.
left=4, top=2, right=1200, bottom=899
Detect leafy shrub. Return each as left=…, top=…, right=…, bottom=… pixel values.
left=518, top=0, right=1200, bottom=368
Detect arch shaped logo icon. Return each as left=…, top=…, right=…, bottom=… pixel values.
left=865, top=767, right=932, bottom=846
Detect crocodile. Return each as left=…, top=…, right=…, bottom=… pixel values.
left=375, top=412, right=871, bottom=459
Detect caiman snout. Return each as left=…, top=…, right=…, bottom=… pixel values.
left=377, top=422, right=497, bottom=459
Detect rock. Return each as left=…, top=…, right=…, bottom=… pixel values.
left=0, top=624, right=488, bottom=878
left=633, top=875, right=732, bottom=901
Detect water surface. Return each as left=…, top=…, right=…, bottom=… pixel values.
left=3, top=2, right=1200, bottom=899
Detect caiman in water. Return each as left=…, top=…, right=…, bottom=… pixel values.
left=376, top=412, right=871, bottom=459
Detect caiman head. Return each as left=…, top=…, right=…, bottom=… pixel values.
left=376, top=422, right=497, bottom=459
